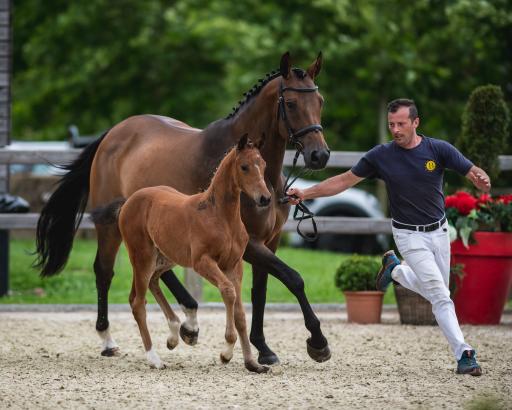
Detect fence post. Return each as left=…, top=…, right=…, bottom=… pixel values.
left=0, top=0, right=11, bottom=296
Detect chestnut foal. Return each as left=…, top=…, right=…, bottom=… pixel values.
left=92, top=135, right=270, bottom=373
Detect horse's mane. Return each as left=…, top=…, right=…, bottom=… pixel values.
left=225, top=67, right=307, bottom=119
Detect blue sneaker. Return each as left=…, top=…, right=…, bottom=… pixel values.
left=375, top=250, right=400, bottom=291
left=457, top=350, right=482, bottom=376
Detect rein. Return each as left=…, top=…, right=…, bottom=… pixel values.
left=277, top=79, right=321, bottom=242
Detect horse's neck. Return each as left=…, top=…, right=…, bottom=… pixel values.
left=228, top=91, right=286, bottom=190
left=203, top=149, right=241, bottom=220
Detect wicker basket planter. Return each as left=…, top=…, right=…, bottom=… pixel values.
left=393, top=284, right=436, bottom=326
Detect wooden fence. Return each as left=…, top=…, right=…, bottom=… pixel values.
left=1, top=142, right=512, bottom=298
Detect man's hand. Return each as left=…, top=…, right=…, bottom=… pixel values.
left=285, top=187, right=304, bottom=205
left=466, top=166, right=491, bottom=193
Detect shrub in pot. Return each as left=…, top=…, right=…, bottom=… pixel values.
left=334, top=255, right=384, bottom=324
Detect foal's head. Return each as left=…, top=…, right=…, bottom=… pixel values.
left=234, top=134, right=271, bottom=207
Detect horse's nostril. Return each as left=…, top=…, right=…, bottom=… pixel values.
left=311, top=151, right=320, bottom=163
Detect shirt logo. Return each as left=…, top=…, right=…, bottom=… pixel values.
left=425, top=160, right=436, bottom=172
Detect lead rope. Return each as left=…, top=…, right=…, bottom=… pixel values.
left=279, top=149, right=318, bottom=242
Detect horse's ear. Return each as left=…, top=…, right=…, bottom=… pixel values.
left=307, top=51, right=322, bottom=80
left=280, top=51, right=291, bottom=79
left=256, top=133, right=266, bottom=150
left=237, top=133, right=249, bottom=151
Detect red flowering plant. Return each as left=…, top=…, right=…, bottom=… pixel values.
left=445, top=191, right=512, bottom=248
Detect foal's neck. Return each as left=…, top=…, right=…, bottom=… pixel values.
left=203, top=149, right=241, bottom=219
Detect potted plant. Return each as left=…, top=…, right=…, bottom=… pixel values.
left=335, top=255, right=384, bottom=324
left=393, top=283, right=436, bottom=326
left=446, top=191, right=512, bottom=324
left=445, top=84, right=511, bottom=325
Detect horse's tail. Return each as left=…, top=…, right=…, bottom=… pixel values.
left=34, top=129, right=110, bottom=277
left=89, top=198, right=126, bottom=226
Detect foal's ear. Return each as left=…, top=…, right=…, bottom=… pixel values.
left=256, top=133, right=266, bottom=150
left=280, top=51, right=291, bottom=79
left=237, top=133, right=249, bottom=151
left=307, top=51, right=322, bottom=80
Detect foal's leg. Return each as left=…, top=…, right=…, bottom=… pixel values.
left=94, top=224, right=122, bottom=356
left=148, top=275, right=181, bottom=351
left=129, top=251, right=165, bottom=369
left=193, top=256, right=237, bottom=364
left=160, top=270, right=199, bottom=345
left=231, top=262, right=269, bottom=374
left=244, top=239, right=331, bottom=363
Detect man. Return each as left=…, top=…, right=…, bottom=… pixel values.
left=287, top=98, right=490, bottom=376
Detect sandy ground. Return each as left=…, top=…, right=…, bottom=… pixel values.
left=0, top=308, right=510, bottom=410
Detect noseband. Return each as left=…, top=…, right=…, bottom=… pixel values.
left=277, top=79, right=322, bottom=242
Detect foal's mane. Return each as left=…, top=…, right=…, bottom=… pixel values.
left=225, top=67, right=308, bottom=119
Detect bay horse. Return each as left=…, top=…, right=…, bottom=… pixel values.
left=35, top=52, right=331, bottom=365
left=91, top=135, right=270, bottom=372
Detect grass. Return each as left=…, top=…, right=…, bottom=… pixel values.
left=2, top=238, right=397, bottom=305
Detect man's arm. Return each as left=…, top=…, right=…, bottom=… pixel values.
left=465, top=165, right=491, bottom=193
left=286, top=170, right=364, bottom=204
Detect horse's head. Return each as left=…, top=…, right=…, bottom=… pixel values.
left=276, top=52, right=330, bottom=170
left=235, top=134, right=271, bottom=207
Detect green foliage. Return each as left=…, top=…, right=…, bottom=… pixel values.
left=11, top=0, right=512, bottom=156
left=457, top=85, right=510, bottom=181
left=334, top=254, right=380, bottom=292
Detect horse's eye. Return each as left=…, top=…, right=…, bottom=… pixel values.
left=241, top=165, right=249, bottom=172
left=286, top=101, right=296, bottom=109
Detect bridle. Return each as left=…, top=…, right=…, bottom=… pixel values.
left=277, top=79, right=322, bottom=242
left=277, top=80, right=323, bottom=150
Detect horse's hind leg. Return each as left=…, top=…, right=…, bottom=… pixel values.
left=94, top=225, right=122, bottom=356
left=160, top=270, right=199, bottom=345
left=148, top=274, right=181, bottom=351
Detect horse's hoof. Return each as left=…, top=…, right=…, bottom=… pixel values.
left=101, top=347, right=120, bottom=357
left=306, top=338, right=331, bottom=363
left=220, top=352, right=232, bottom=364
left=167, top=337, right=178, bottom=350
left=245, top=361, right=270, bottom=373
left=258, top=351, right=280, bottom=365
left=179, top=324, right=199, bottom=346
left=149, top=362, right=167, bottom=370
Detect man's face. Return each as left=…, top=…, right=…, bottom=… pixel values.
left=388, top=106, right=419, bottom=148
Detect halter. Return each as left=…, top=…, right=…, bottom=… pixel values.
left=277, top=79, right=322, bottom=242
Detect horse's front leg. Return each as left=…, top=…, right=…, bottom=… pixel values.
left=244, top=240, right=331, bottom=363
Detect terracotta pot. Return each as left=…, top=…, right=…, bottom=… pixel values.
left=451, top=232, right=512, bottom=324
left=343, top=291, right=384, bottom=324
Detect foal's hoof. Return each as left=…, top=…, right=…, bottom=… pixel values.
left=306, top=338, right=331, bottom=363
left=167, top=337, right=179, bottom=351
left=220, top=352, right=232, bottom=364
left=258, top=351, right=280, bottom=365
left=179, top=325, right=199, bottom=346
left=149, top=362, right=167, bottom=370
left=245, top=360, right=270, bottom=374
left=101, top=347, right=120, bottom=357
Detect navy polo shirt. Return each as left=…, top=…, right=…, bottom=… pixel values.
left=351, top=135, right=473, bottom=225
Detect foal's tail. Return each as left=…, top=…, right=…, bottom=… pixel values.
left=89, top=198, right=126, bottom=226
left=34, top=130, right=110, bottom=277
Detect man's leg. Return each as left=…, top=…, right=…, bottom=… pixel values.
left=391, top=229, right=472, bottom=360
